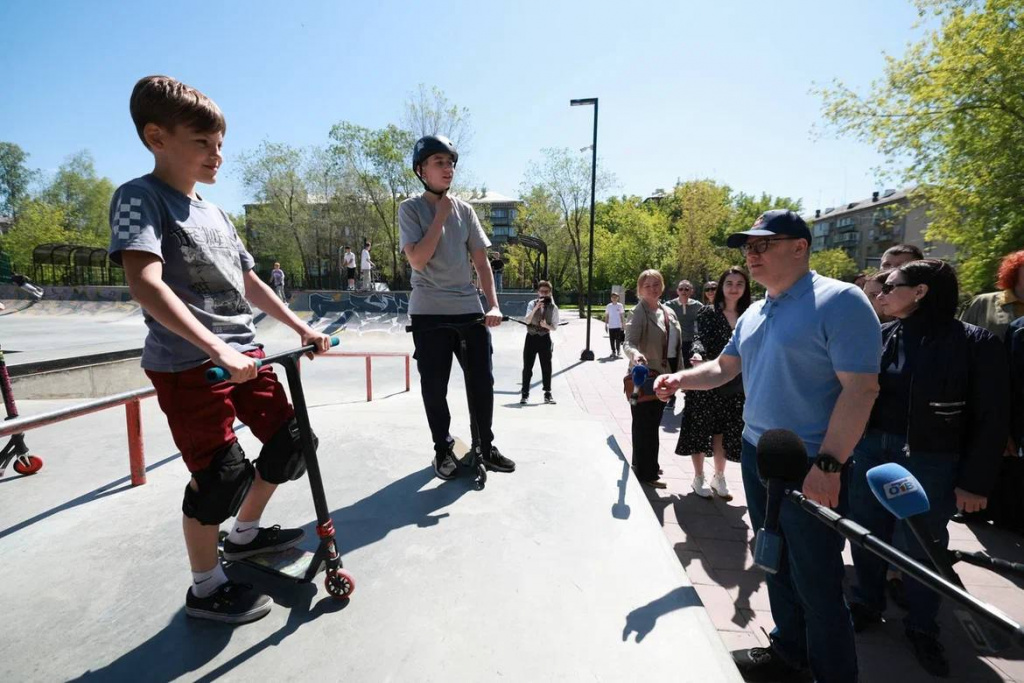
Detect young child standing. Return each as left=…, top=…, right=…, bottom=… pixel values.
left=399, top=135, right=515, bottom=480
left=109, top=75, right=331, bottom=624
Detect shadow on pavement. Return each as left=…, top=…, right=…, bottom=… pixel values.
left=622, top=586, right=702, bottom=643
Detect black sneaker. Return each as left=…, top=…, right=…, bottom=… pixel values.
left=185, top=580, right=272, bottom=624
left=433, top=442, right=460, bottom=480
left=732, top=645, right=810, bottom=682
left=222, top=525, right=305, bottom=561
left=478, top=445, right=516, bottom=473
left=906, top=629, right=949, bottom=678
left=520, top=395, right=529, bottom=405
left=849, top=601, right=882, bottom=633
left=544, top=392, right=556, bottom=404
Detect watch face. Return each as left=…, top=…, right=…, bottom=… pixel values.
left=816, top=454, right=843, bottom=473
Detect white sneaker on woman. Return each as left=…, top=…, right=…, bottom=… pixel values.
left=710, top=473, right=733, bottom=501
left=691, top=475, right=712, bottom=498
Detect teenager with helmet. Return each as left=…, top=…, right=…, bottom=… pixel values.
left=399, top=135, right=515, bottom=480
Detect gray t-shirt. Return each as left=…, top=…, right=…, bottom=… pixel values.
left=108, top=174, right=257, bottom=372
left=398, top=195, right=491, bottom=315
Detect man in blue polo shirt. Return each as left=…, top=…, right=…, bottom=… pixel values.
left=655, top=210, right=881, bottom=683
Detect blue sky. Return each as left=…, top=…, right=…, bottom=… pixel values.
left=1, top=0, right=925, bottom=216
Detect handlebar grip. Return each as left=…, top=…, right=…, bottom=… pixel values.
left=206, top=358, right=265, bottom=383
left=330, top=336, right=341, bottom=348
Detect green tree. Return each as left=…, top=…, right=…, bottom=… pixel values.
left=41, top=150, right=115, bottom=245
left=329, top=123, right=418, bottom=286
left=0, top=142, right=35, bottom=219
left=810, top=248, right=859, bottom=281
left=401, top=84, right=473, bottom=154
left=659, top=180, right=736, bottom=285
left=236, top=141, right=312, bottom=282
left=0, top=200, right=70, bottom=271
left=521, top=148, right=615, bottom=308
left=818, top=0, right=1024, bottom=292
left=593, top=196, right=672, bottom=289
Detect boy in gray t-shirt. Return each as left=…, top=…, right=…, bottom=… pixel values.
left=109, top=75, right=332, bottom=625
left=400, top=134, right=515, bottom=481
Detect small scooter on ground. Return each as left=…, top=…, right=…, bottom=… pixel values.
left=0, top=343, right=43, bottom=477
left=206, top=337, right=355, bottom=600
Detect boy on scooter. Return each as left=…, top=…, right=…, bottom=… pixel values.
left=399, top=135, right=515, bottom=481
left=108, top=75, right=331, bottom=624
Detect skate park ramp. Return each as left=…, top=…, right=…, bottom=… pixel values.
left=0, top=313, right=741, bottom=682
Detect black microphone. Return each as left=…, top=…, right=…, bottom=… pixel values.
left=753, top=430, right=810, bottom=574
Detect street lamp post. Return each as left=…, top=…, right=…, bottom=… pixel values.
left=570, top=97, right=598, bottom=362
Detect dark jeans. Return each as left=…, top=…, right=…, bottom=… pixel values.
left=522, top=333, right=552, bottom=395
left=848, top=429, right=958, bottom=636
left=741, top=439, right=858, bottom=683
left=609, top=328, right=624, bottom=355
left=630, top=399, right=664, bottom=481
left=411, top=314, right=494, bottom=452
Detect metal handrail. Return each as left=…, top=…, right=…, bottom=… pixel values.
left=0, top=386, right=154, bottom=437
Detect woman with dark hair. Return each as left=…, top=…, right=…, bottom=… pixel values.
left=674, top=267, right=751, bottom=500
left=846, top=259, right=1010, bottom=677
left=702, top=280, right=718, bottom=305
left=861, top=270, right=894, bottom=323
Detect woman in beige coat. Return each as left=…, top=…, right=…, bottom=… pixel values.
left=623, top=269, right=683, bottom=488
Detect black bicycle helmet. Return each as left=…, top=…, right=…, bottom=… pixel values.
left=412, top=135, right=458, bottom=174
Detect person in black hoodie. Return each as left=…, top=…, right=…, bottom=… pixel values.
left=846, top=259, right=1009, bottom=677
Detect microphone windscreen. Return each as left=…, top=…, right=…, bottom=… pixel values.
left=632, top=364, right=649, bottom=385
left=756, top=429, right=809, bottom=481
left=867, top=463, right=930, bottom=519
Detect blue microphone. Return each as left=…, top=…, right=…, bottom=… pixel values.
left=867, top=462, right=1008, bottom=653
left=629, top=364, right=649, bottom=406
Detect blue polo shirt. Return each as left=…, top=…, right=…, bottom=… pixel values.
left=722, top=271, right=881, bottom=457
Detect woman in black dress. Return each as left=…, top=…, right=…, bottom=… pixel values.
left=676, top=267, right=751, bottom=501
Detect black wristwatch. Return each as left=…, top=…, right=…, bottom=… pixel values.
left=813, top=452, right=846, bottom=474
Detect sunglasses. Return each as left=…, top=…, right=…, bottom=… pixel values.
left=704, top=286, right=718, bottom=292
left=880, top=282, right=914, bottom=295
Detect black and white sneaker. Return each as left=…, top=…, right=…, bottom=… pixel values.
left=520, top=394, right=529, bottom=405
left=477, top=445, right=516, bottom=473
left=433, top=443, right=460, bottom=480
left=732, top=645, right=810, bottom=682
left=544, top=392, right=556, bottom=404
left=185, top=580, right=272, bottom=624
left=222, top=525, right=305, bottom=561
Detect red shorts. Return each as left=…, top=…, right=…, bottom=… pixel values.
left=145, top=348, right=295, bottom=473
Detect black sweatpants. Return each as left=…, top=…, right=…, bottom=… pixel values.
left=522, top=333, right=553, bottom=395
left=609, top=327, right=625, bottom=355
left=411, top=314, right=494, bottom=452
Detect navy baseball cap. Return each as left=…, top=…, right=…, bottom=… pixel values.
left=726, top=210, right=812, bottom=248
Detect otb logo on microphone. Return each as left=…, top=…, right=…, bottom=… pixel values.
left=884, top=477, right=917, bottom=499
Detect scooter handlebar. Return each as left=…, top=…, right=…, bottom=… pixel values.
left=206, top=337, right=340, bottom=383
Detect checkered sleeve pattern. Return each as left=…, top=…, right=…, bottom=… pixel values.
left=108, top=185, right=163, bottom=264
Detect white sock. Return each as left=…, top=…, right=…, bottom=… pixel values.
left=191, top=564, right=228, bottom=598
left=227, top=517, right=261, bottom=545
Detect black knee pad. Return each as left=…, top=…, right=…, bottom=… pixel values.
left=255, top=417, right=316, bottom=484
left=182, top=441, right=254, bottom=525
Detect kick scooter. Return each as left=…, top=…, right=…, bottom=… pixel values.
left=207, top=337, right=355, bottom=599
left=0, top=343, right=43, bottom=477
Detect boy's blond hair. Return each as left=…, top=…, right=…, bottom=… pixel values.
left=129, top=75, right=226, bottom=149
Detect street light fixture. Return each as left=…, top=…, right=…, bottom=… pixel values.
left=570, top=97, right=598, bottom=362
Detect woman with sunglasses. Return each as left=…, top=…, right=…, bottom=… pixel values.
left=675, top=267, right=750, bottom=500
left=702, top=281, right=718, bottom=305
left=847, top=259, right=1009, bottom=677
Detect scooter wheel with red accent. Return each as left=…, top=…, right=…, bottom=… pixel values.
left=13, top=455, right=43, bottom=475
left=325, top=568, right=355, bottom=599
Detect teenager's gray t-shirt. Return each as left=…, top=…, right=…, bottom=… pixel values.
left=108, top=174, right=257, bottom=372
left=398, top=195, right=491, bottom=315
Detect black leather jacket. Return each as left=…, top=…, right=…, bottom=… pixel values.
left=873, top=316, right=1009, bottom=496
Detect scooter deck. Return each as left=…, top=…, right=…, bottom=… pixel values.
left=217, top=532, right=324, bottom=581
left=451, top=436, right=473, bottom=466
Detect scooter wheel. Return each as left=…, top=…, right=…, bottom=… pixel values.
left=474, top=463, right=487, bottom=490
left=325, top=568, right=355, bottom=599
left=13, top=455, right=43, bottom=475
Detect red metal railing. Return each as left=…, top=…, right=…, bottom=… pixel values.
left=1, top=351, right=410, bottom=486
